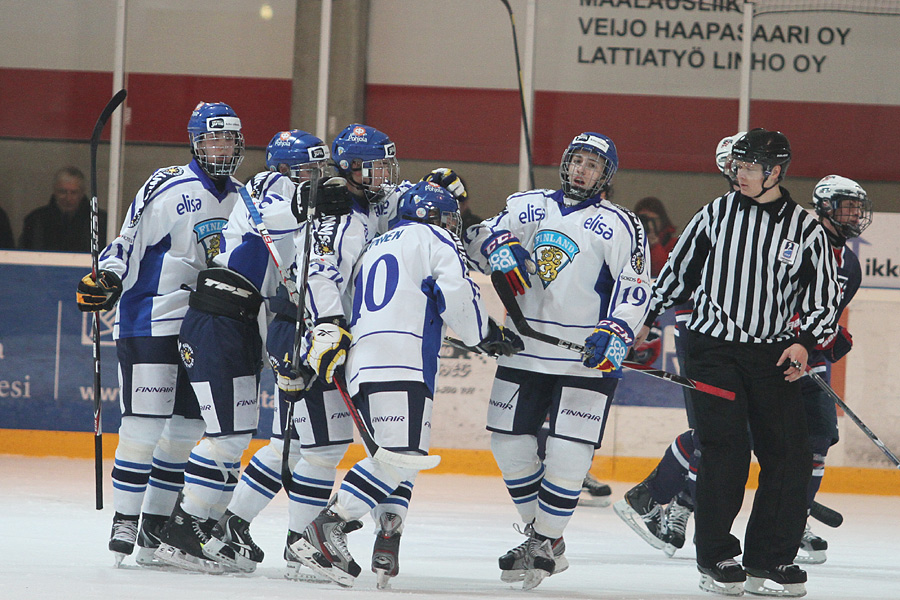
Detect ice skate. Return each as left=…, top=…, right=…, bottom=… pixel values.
left=154, top=505, right=228, bottom=574
left=698, top=558, right=746, bottom=596
left=109, top=513, right=138, bottom=567
left=372, top=512, right=403, bottom=589
left=135, top=513, right=172, bottom=568
left=286, top=505, right=363, bottom=587
left=202, top=510, right=264, bottom=573
left=284, top=530, right=332, bottom=583
left=795, top=522, right=827, bottom=565
left=614, top=479, right=667, bottom=550
left=744, top=564, right=807, bottom=597
left=663, top=495, right=693, bottom=557
left=580, top=472, right=612, bottom=507
left=499, top=523, right=568, bottom=583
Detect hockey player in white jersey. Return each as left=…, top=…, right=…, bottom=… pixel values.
left=151, top=130, right=335, bottom=572
left=288, top=181, right=523, bottom=588
left=75, top=101, right=245, bottom=567
left=463, top=132, right=651, bottom=589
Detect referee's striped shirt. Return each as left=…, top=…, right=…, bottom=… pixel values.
left=647, top=189, right=840, bottom=350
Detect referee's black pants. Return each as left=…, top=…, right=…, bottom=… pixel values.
left=685, top=331, right=812, bottom=571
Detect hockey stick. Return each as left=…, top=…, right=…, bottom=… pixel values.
left=490, top=271, right=736, bottom=401
left=89, top=88, right=127, bottom=510
left=810, top=500, right=843, bottom=529
left=498, top=0, right=535, bottom=189
left=332, top=373, right=441, bottom=471
left=806, top=370, right=900, bottom=468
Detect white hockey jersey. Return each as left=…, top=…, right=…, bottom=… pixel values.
left=215, top=171, right=298, bottom=324
left=465, top=188, right=651, bottom=377
left=345, top=221, right=490, bottom=396
left=100, top=160, right=241, bottom=339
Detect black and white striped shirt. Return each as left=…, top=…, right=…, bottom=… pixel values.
left=647, top=189, right=840, bottom=350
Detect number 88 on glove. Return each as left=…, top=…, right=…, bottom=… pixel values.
left=583, top=319, right=634, bottom=373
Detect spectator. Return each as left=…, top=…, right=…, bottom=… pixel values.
left=634, top=196, right=676, bottom=278
left=0, top=205, right=13, bottom=249
left=20, top=166, right=106, bottom=252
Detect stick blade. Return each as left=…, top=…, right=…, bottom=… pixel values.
left=373, top=447, right=441, bottom=471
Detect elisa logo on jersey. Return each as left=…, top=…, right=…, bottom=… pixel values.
left=779, top=239, right=798, bottom=265
left=534, top=230, right=580, bottom=287
left=631, top=250, right=646, bottom=274
left=179, top=341, right=195, bottom=369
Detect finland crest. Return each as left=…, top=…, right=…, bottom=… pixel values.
left=534, top=230, right=580, bottom=287
left=193, top=218, right=228, bottom=262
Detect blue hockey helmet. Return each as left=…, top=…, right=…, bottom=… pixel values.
left=396, top=180, right=461, bottom=237
left=560, top=132, right=618, bottom=202
left=187, top=102, right=244, bottom=177
left=331, top=124, right=399, bottom=202
left=265, top=130, right=330, bottom=183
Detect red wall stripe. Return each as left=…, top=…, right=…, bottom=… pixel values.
left=0, top=68, right=291, bottom=148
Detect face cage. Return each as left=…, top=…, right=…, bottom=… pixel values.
left=560, top=148, right=610, bottom=202
left=422, top=206, right=462, bottom=238
left=288, top=160, right=328, bottom=184
left=192, top=131, right=245, bottom=177
left=360, top=157, right=400, bottom=202
left=828, top=195, right=873, bottom=239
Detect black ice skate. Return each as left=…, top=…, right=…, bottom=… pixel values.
left=202, top=510, right=264, bottom=573
left=286, top=505, right=363, bottom=587
left=154, top=505, right=228, bottom=574
left=795, top=522, right=827, bottom=565
left=580, top=472, right=613, bottom=507
left=698, top=558, right=746, bottom=596
left=744, top=564, right=807, bottom=597
left=372, top=512, right=403, bottom=589
left=135, top=513, right=171, bottom=568
left=613, top=477, right=667, bottom=550
left=109, top=512, right=138, bottom=567
left=284, top=530, right=332, bottom=584
left=499, top=523, right=568, bottom=584
left=663, top=493, right=693, bottom=557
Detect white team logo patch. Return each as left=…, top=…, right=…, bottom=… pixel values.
left=534, top=230, right=580, bottom=288
left=778, top=239, right=798, bottom=265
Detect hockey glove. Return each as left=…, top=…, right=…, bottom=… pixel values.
left=628, top=321, right=662, bottom=366
left=292, top=177, right=353, bottom=223
left=482, top=231, right=535, bottom=296
left=819, top=325, right=852, bottom=363
left=306, top=317, right=351, bottom=383
left=76, top=269, right=123, bottom=312
left=583, top=318, right=634, bottom=373
left=421, top=168, right=467, bottom=202
left=266, top=317, right=314, bottom=399
left=476, top=319, right=525, bottom=357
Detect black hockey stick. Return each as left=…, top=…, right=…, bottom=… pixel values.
left=89, top=88, right=127, bottom=510
left=332, top=373, right=441, bottom=471
left=498, top=0, right=535, bottom=189
left=806, top=370, right=900, bottom=468
left=810, top=500, right=843, bottom=529
left=490, top=271, right=736, bottom=401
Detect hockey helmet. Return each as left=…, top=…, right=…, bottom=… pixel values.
left=560, top=132, right=618, bottom=203
left=266, top=130, right=330, bottom=183
left=812, top=175, right=872, bottom=240
left=396, top=180, right=462, bottom=237
left=331, top=124, right=399, bottom=202
left=187, top=102, right=245, bottom=177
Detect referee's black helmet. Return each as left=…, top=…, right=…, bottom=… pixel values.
left=732, top=128, right=791, bottom=182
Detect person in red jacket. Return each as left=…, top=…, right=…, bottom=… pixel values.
left=634, top=196, right=676, bottom=278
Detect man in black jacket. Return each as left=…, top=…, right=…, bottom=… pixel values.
left=20, top=166, right=106, bottom=251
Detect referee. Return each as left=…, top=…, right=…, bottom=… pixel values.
left=636, top=129, right=840, bottom=597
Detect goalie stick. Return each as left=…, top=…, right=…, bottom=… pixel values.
left=490, top=271, right=736, bottom=401
left=89, top=88, right=127, bottom=510
left=806, top=370, right=900, bottom=469
left=332, top=373, right=441, bottom=471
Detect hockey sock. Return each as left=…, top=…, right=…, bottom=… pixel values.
left=182, top=435, right=250, bottom=520
left=647, top=429, right=696, bottom=504
left=492, top=432, right=543, bottom=524
left=336, top=457, right=412, bottom=521
left=287, top=444, right=348, bottom=532
left=142, top=415, right=205, bottom=517
left=806, top=437, right=831, bottom=508
left=535, top=437, right=593, bottom=538
left=112, top=416, right=166, bottom=516
left=228, top=440, right=292, bottom=522
left=373, top=479, right=415, bottom=526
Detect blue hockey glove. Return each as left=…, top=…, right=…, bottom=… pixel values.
left=476, top=319, right=525, bottom=357
left=76, top=269, right=123, bottom=312
left=306, top=317, right=351, bottom=383
left=819, top=326, right=852, bottom=363
left=583, top=318, right=634, bottom=373
left=482, top=231, right=535, bottom=296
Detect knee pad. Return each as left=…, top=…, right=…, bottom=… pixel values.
left=197, top=433, right=253, bottom=466
left=157, top=416, right=205, bottom=460
left=491, top=432, right=541, bottom=478
left=300, top=443, right=349, bottom=470
left=116, top=416, right=166, bottom=460
left=543, top=436, right=593, bottom=486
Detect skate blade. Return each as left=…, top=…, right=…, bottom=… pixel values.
left=745, top=577, right=806, bottom=597
left=112, top=551, right=128, bottom=568
left=613, top=499, right=667, bottom=550
left=285, top=562, right=334, bottom=583
left=135, top=547, right=178, bottom=569
left=153, top=543, right=230, bottom=575
left=579, top=490, right=612, bottom=508
left=699, top=573, right=744, bottom=596
left=201, top=539, right=258, bottom=573
left=522, top=568, right=550, bottom=591
left=500, top=569, right=525, bottom=583
left=287, top=538, right=356, bottom=588
left=794, top=549, right=826, bottom=565
left=375, top=568, right=393, bottom=589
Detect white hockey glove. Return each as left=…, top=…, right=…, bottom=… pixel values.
left=306, top=317, right=351, bottom=383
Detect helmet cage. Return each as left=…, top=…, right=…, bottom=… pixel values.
left=266, top=130, right=329, bottom=184
left=560, top=133, right=618, bottom=202
left=813, top=176, right=872, bottom=239
left=358, top=157, right=400, bottom=202
left=191, top=130, right=245, bottom=177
